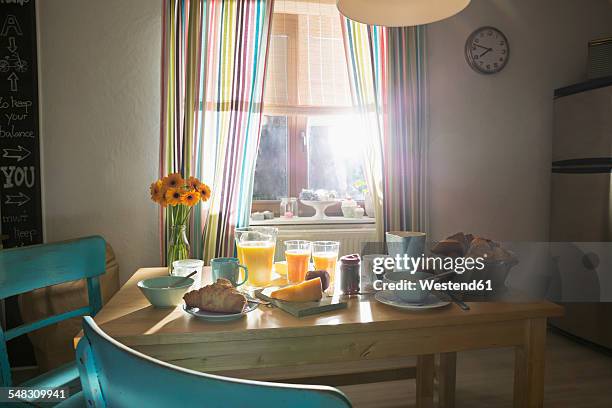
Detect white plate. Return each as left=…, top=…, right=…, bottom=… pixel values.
left=374, top=291, right=450, bottom=311
left=183, top=301, right=258, bottom=322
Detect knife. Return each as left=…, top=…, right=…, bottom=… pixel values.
left=447, top=291, right=470, bottom=311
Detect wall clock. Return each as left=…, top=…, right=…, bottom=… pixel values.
left=465, top=26, right=509, bottom=74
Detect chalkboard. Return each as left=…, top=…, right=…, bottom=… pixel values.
left=0, top=0, right=42, bottom=248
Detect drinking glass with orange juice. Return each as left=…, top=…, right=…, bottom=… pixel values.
left=285, top=240, right=311, bottom=284
left=235, top=227, right=278, bottom=288
left=312, top=241, right=340, bottom=292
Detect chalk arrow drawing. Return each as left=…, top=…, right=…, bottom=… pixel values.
left=5, top=192, right=30, bottom=207
left=7, top=37, right=17, bottom=53
left=7, top=72, right=18, bottom=91
left=1, top=15, right=22, bottom=37
left=2, top=145, right=31, bottom=162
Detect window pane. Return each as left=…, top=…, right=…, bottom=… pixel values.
left=306, top=115, right=365, bottom=200
left=253, top=116, right=288, bottom=200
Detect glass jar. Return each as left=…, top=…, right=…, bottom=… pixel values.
left=280, top=197, right=298, bottom=218
left=172, top=259, right=204, bottom=288
left=340, top=254, right=361, bottom=295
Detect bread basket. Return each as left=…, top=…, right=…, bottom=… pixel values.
left=449, top=255, right=518, bottom=299
left=429, top=233, right=518, bottom=300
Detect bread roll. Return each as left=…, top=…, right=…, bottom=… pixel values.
left=431, top=239, right=465, bottom=257
left=447, top=232, right=469, bottom=252
left=183, top=278, right=247, bottom=313
left=432, top=232, right=515, bottom=264
left=465, top=237, right=494, bottom=259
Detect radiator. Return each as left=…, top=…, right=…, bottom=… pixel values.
left=274, top=227, right=377, bottom=261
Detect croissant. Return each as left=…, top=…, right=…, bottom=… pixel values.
left=431, top=239, right=465, bottom=257
left=183, top=278, right=247, bottom=313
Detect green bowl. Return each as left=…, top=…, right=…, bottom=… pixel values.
left=137, top=276, right=195, bottom=308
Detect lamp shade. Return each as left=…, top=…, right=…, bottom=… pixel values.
left=337, top=0, right=471, bottom=27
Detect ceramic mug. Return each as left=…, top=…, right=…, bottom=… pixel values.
left=211, top=257, right=248, bottom=287
left=386, top=231, right=426, bottom=272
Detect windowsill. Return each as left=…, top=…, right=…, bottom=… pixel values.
left=250, top=216, right=375, bottom=227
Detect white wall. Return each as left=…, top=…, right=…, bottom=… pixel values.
left=39, top=0, right=162, bottom=283
left=36, top=0, right=612, bottom=282
left=428, top=0, right=612, bottom=241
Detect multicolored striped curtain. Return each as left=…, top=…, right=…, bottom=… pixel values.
left=342, top=20, right=428, bottom=236
left=160, top=0, right=274, bottom=263
left=341, top=22, right=386, bottom=241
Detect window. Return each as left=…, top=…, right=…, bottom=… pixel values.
left=252, top=116, right=288, bottom=200
left=252, top=0, right=366, bottom=215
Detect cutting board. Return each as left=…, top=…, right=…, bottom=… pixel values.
left=255, top=287, right=347, bottom=317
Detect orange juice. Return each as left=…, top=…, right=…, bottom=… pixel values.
left=313, top=252, right=338, bottom=286
left=285, top=250, right=310, bottom=283
left=236, top=242, right=275, bottom=287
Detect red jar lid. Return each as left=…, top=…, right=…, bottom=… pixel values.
left=340, top=254, right=361, bottom=265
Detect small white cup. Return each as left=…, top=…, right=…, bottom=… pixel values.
left=172, top=259, right=204, bottom=288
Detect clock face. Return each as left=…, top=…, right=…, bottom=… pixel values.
left=465, top=26, right=509, bottom=74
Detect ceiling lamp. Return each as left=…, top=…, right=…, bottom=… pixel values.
left=336, top=0, right=471, bottom=27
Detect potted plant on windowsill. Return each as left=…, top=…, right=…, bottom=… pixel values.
left=150, top=173, right=211, bottom=273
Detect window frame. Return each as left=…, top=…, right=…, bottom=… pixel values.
left=253, top=12, right=364, bottom=217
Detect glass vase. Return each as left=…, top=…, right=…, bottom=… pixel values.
left=167, top=224, right=190, bottom=274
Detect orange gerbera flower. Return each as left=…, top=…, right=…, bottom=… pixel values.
left=159, top=194, right=168, bottom=207
left=186, top=176, right=201, bottom=191
left=164, top=188, right=182, bottom=206
left=181, top=190, right=201, bottom=207
left=198, top=183, right=211, bottom=201
left=162, top=172, right=184, bottom=190
left=149, top=180, right=163, bottom=203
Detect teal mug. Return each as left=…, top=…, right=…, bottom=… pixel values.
left=211, top=257, right=248, bottom=287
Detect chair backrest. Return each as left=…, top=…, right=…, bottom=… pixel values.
left=0, top=236, right=106, bottom=386
left=76, top=316, right=353, bottom=408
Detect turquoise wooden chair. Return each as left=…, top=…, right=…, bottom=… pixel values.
left=76, top=316, right=352, bottom=407
left=0, top=236, right=106, bottom=406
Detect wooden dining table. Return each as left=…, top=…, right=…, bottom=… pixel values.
left=76, top=267, right=563, bottom=408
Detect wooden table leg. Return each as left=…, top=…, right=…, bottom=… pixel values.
left=438, top=352, right=457, bottom=408
left=514, top=318, right=546, bottom=408
left=416, top=354, right=435, bottom=408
